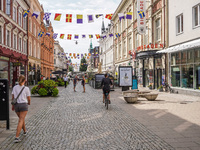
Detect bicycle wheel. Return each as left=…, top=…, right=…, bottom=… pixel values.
left=106, top=99, right=108, bottom=110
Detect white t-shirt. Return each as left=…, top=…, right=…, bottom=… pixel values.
left=63, top=76, right=68, bottom=81
left=12, top=85, right=31, bottom=103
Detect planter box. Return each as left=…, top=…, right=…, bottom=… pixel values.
left=144, top=94, right=158, bottom=101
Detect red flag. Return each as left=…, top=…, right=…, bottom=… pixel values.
left=105, top=14, right=113, bottom=20
left=66, top=14, right=72, bottom=22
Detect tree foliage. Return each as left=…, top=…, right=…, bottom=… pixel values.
left=80, top=57, right=87, bottom=72
left=69, top=65, right=74, bottom=72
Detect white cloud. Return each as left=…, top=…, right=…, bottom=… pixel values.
left=38, top=0, right=121, bottom=64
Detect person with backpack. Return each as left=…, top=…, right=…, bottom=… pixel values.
left=101, top=74, right=113, bottom=103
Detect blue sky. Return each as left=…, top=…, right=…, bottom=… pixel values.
left=38, top=0, right=121, bottom=64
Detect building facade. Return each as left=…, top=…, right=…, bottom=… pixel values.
left=99, top=23, right=114, bottom=74
left=28, top=0, right=42, bottom=85
left=54, top=40, right=68, bottom=72
left=0, top=0, right=29, bottom=87
left=40, top=12, right=54, bottom=79
left=160, top=0, right=200, bottom=95
left=112, top=0, right=134, bottom=79
left=133, top=0, right=168, bottom=89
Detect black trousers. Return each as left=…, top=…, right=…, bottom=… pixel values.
left=64, top=81, right=67, bottom=88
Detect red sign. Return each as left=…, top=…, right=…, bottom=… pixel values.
left=137, top=43, right=164, bottom=51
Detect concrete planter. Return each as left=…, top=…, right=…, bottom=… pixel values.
left=144, top=94, right=158, bottom=101
left=123, top=90, right=138, bottom=103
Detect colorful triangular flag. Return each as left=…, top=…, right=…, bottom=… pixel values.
left=105, top=14, right=113, bottom=20
left=23, top=10, right=30, bottom=17
left=45, top=33, right=50, bottom=36
left=118, top=13, right=125, bottom=21
left=137, top=11, right=145, bottom=19
left=95, top=14, right=103, bottom=18
left=89, top=35, right=93, bottom=38
left=38, top=31, right=44, bottom=37
left=67, top=34, right=72, bottom=40
left=60, top=34, right=65, bottom=39
left=54, top=13, right=62, bottom=21
left=87, top=14, right=94, bottom=23
left=43, top=12, right=51, bottom=20
left=126, top=12, right=133, bottom=19
left=95, top=34, right=100, bottom=39
left=109, top=33, right=113, bottom=37
left=82, top=35, right=86, bottom=38
left=74, top=34, right=79, bottom=39
left=115, top=33, right=120, bottom=38
left=53, top=33, right=58, bottom=39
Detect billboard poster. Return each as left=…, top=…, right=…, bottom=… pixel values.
left=119, top=66, right=133, bottom=87
left=137, top=0, right=146, bottom=35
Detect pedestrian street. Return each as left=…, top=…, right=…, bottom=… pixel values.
left=0, top=84, right=174, bottom=150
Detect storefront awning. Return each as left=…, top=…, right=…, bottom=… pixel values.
left=136, top=50, right=160, bottom=59
left=157, top=38, right=200, bottom=53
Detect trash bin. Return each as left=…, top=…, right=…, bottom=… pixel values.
left=0, top=79, right=10, bottom=129
left=132, top=75, right=138, bottom=89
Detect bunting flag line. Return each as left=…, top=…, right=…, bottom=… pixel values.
left=23, top=10, right=30, bottom=17
left=118, top=13, right=125, bottom=21
left=95, top=34, right=100, bottom=39
left=105, top=14, right=113, bottom=20
left=73, top=53, right=76, bottom=57
left=74, top=34, right=79, bottom=39
left=60, top=34, right=65, bottom=39
left=89, top=35, right=93, bottom=38
left=95, top=14, right=103, bottom=18
left=137, top=10, right=145, bottom=19
left=67, top=34, right=72, bottom=40
left=85, top=53, right=87, bottom=56
left=43, top=12, right=51, bottom=20
left=66, top=14, right=72, bottom=22
left=38, top=31, right=44, bottom=37
left=53, top=33, right=58, bottom=39
left=77, top=53, right=79, bottom=56
left=69, top=53, right=72, bottom=56
left=82, top=35, right=86, bottom=38
left=54, top=13, right=62, bottom=21
left=45, top=33, right=50, bottom=36
left=115, top=33, right=120, bottom=38
left=126, top=12, right=132, bottom=20
left=87, top=14, right=94, bottom=23
left=77, top=14, right=83, bottom=24
left=88, top=53, right=91, bottom=56
left=32, top=11, right=40, bottom=19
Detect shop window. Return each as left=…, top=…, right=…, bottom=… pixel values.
left=0, top=61, right=8, bottom=79
left=193, top=4, right=200, bottom=28
left=171, top=66, right=180, bottom=87
left=171, top=53, right=176, bottom=65
left=176, top=14, right=183, bottom=34
left=194, top=49, right=200, bottom=63
left=181, top=65, right=193, bottom=88
left=181, top=51, right=187, bottom=64
left=187, top=50, right=194, bottom=63
left=175, top=52, right=181, bottom=65
left=195, top=64, right=200, bottom=89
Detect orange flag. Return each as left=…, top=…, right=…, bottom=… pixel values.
left=54, top=13, right=61, bottom=21
left=105, top=14, right=113, bottom=20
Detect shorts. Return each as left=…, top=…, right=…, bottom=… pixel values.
left=74, top=84, right=76, bottom=88
left=103, top=90, right=110, bottom=95
left=14, top=103, right=28, bottom=112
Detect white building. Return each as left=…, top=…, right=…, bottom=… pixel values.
left=160, top=0, right=200, bottom=95
left=99, top=22, right=114, bottom=74
left=54, top=41, right=67, bottom=71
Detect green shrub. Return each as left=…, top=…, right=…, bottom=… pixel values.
left=52, top=88, right=59, bottom=97
left=38, top=88, right=48, bottom=96
left=31, top=85, right=38, bottom=95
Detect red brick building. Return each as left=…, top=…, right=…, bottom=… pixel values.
left=0, top=0, right=29, bottom=87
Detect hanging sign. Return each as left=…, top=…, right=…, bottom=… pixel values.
left=137, top=0, right=146, bottom=35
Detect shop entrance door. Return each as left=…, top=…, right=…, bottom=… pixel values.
left=12, top=66, right=18, bottom=87
left=144, top=70, right=149, bottom=87
left=157, top=69, right=162, bottom=88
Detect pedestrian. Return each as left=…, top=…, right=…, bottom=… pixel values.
left=81, top=75, right=86, bottom=93
left=11, top=75, right=31, bottom=143
left=43, top=76, right=46, bottom=80
left=73, top=75, right=78, bottom=92
left=63, top=74, right=68, bottom=88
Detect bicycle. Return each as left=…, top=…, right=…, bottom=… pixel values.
left=104, top=91, right=110, bottom=110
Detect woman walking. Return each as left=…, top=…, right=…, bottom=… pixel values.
left=11, top=75, right=31, bottom=143
left=82, top=75, right=86, bottom=93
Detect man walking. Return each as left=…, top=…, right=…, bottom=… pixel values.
left=63, top=75, right=68, bottom=88
left=73, top=75, right=78, bottom=92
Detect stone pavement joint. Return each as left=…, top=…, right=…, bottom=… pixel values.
left=0, top=84, right=174, bottom=150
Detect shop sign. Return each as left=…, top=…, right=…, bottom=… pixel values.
left=137, top=0, right=146, bottom=35
left=13, top=62, right=22, bottom=67
left=137, top=43, right=164, bottom=51
left=0, top=56, right=9, bottom=61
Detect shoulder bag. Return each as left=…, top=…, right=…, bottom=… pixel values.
left=11, top=86, right=25, bottom=105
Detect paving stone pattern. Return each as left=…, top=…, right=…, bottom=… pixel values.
left=0, top=84, right=174, bottom=150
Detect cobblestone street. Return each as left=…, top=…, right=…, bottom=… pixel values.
left=0, top=84, right=174, bottom=150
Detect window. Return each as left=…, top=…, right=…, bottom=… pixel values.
left=193, top=4, right=200, bottom=27
left=13, top=34, right=17, bottom=49
left=33, top=23, right=36, bottom=36
left=13, top=7, right=17, bottom=22
left=6, top=0, right=10, bottom=15
left=118, top=21, right=121, bottom=33
left=23, top=18, right=27, bottom=30
left=123, top=41, right=126, bottom=57
left=128, top=9, right=131, bottom=26
left=129, top=38, right=132, bottom=51
left=19, top=12, right=22, bottom=26
left=134, top=3, right=137, bottom=20
left=136, top=34, right=139, bottom=49
left=19, top=38, right=22, bottom=51
left=54, top=59, right=56, bottom=64
left=119, top=44, right=121, bottom=59
left=6, top=30, right=10, bottom=46
left=29, top=41, right=32, bottom=56
left=176, top=14, right=183, bottom=34
left=23, top=40, right=27, bottom=53
left=155, top=18, right=161, bottom=42
left=123, top=14, right=126, bottom=30
left=0, top=0, right=3, bottom=11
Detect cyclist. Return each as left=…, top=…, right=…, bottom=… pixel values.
left=101, top=74, right=113, bottom=103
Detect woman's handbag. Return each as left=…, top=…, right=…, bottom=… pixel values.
left=11, top=87, right=25, bottom=105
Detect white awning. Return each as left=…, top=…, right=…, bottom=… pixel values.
left=157, top=39, right=200, bottom=53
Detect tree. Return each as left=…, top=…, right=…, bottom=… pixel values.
left=69, top=66, right=74, bottom=72
left=79, top=57, right=87, bottom=72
